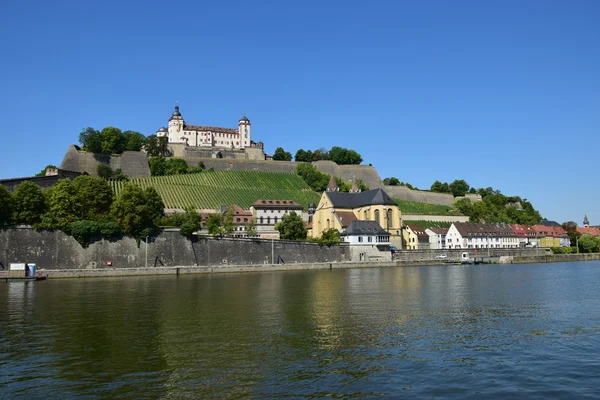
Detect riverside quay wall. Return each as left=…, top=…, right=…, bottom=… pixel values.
left=0, top=227, right=350, bottom=271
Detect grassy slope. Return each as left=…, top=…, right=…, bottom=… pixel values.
left=394, top=198, right=459, bottom=216
left=111, top=171, right=321, bottom=209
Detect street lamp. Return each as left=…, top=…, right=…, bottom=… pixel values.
left=145, top=236, right=149, bottom=268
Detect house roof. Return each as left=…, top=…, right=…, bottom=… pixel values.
left=540, top=219, right=561, bottom=227
left=230, top=204, right=252, bottom=216
left=578, top=226, right=600, bottom=236
left=326, top=188, right=396, bottom=208
left=252, top=200, right=303, bottom=209
left=335, top=211, right=358, bottom=228
left=406, top=224, right=428, bottom=237
left=453, top=222, right=517, bottom=237
left=428, top=228, right=449, bottom=235
left=344, top=220, right=389, bottom=235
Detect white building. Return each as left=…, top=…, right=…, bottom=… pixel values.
left=156, top=105, right=251, bottom=149
left=250, top=200, right=305, bottom=239
left=342, top=220, right=391, bottom=246
left=446, top=222, right=519, bottom=249
left=426, top=228, right=448, bottom=249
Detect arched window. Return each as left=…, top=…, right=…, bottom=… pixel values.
left=364, top=210, right=369, bottom=220
left=326, top=219, right=330, bottom=229
left=387, top=209, right=393, bottom=230
left=374, top=210, right=380, bottom=225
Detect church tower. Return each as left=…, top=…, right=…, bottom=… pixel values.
left=583, top=215, right=590, bottom=228
left=238, top=115, right=251, bottom=148
left=168, top=105, right=185, bottom=143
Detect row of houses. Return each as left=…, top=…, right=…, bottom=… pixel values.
left=403, top=222, right=572, bottom=250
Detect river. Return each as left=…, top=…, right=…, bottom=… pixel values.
left=1, top=261, right=600, bottom=399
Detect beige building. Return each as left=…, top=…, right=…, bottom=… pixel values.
left=309, top=188, right=403, bottom=249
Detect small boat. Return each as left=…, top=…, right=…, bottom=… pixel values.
left=1, top=271, right=49, bottom=282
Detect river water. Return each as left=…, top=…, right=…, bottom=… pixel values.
left=1, top=261, right=600, bottom=399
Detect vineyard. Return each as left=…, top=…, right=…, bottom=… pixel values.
left=110, top=171, right=321, bottom=210
left=403, top=220, right=453, bottom=229
left=394, top=198, right=459, bottom=215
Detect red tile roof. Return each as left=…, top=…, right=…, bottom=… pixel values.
left=252, top=200, right=302, bottom=209
left=406, top=224, right=428, bottom=237
left=335, top=211, right=357, bottom=228
left=577, top=226, right=600, bottom=236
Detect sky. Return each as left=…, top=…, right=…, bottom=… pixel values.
left=0, top=0, right=598, bottom=224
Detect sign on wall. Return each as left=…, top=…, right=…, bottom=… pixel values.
left=9, top=263, right=25, bottom=271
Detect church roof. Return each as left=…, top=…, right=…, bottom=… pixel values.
left=326, top=188, right=396, bottom=209
left=344, top=220, right=388, bottom=236
left=326, top=176, right=339, bottom=192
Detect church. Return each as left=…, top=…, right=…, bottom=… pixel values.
left=156, top=105, right=252, bottom=149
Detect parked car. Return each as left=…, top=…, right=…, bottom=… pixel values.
left=436, top=254, right=447, bottom=259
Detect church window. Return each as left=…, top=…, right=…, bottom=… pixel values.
left=374, top=210, right=380, bottom=224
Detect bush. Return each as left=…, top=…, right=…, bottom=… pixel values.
left=70, top=220, right=123, bottom=247
left=551, top=247, right=576, bottom=254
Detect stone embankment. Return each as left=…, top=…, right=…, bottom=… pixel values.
left=501, top=253, right=600, bottom=264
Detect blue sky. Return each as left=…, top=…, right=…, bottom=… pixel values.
left=0, top=0, right=598, bottom=224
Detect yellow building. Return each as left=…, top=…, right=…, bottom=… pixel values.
left=402, top=224, right=429, bottom=250
left=309, top=188, right=403, bottom=248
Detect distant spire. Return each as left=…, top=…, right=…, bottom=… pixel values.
left=584, top=215, right=589, bottom=227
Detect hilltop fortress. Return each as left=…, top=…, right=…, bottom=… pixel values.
left=59, top=105, right=481, bottom=207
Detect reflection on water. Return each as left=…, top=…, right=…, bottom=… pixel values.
left=2, top=262, right=600, bottom=398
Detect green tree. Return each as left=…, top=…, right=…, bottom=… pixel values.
left=0, top=185, right=13, bottom=225
left=384, top=177, right=400, bottom=186
left=319, top=228, right=341, bottom=244
left=35, top=165, right=58, bottom=177
left=178, top=208, right=202, bottom=237
left=148, top=157, right=167, bottom=176
left=206, top=207, right=235, bottom=237
left=12, top=181, right=46, bottom=225
left=431, top=180, right=451, bottom=193
left=562, top=221, right=580, bottom=247
left=275, top=211, right=307, bottom=240
left=99, top=127, right=124, bottom=154
left=73, top=175, right=113, bottom=220
left=295, top=149, right=307, bottom=162
left=44, top=179, right=82, bottom=228
left=97, top=163, right=114, bottom=179
left=79, top=127, right=102, bottom=153
left=165, top=158, right=190, bottom=175
left=273, top=147, right=292, bottom=161
left=295, top=163, right=330, bottom=192
left=245, top=218, right=257, bottom=236
left=578, top=235, right=600, bottom=253
left=110, top=184, right=164, bottom=241
left=145, top=135, right=170, bottom=157
left=449, top=179, right=470, bottom=197
left=328, top=146, right=363, bottom=165
left=122, top=130, right=146, bottom=152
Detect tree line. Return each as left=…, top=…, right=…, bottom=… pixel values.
left=295, top=163, right=368, bottom=192
left=272, top=146, right=363, bottom=165
left=0, top=177, right=165, bottom=247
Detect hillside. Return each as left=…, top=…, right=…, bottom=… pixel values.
left=393, top=198, right=460, bottom=216
left=110, top=171, right=321, bottom=210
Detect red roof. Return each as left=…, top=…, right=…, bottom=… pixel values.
left=335, top=211, right=357, bottom=228
left=252, top=200, right=302, bottom=209
left=578, top=226, right=600, bottom=236
left=406, top=224, right=428, bottom=237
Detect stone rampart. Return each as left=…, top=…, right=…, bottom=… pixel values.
left=0, top=227, right=350, bottom=270
left=58, top=145, right=482, bottom=206
left=59, top=145, right=150, bottom=177
left=393, top=247, right=551, bottom=262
